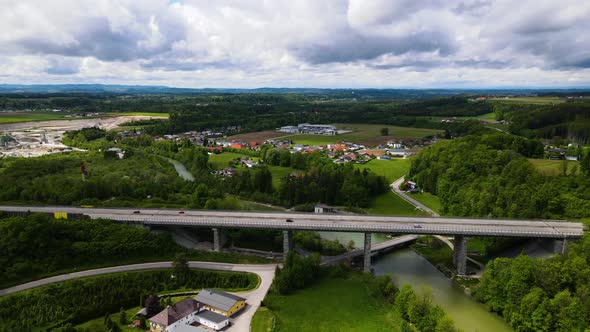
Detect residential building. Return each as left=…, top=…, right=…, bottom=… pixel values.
left=194, top=289, right=246, bottom=317
left=314, top=204, right=336, bottom=214
left=148, top=298, right=201, bottom=332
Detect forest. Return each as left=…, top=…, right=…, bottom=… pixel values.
left=409, top=133, right=590, bottom=219
left=475, top=234, right=590, bottom=331
left=0, top=214, right=266, bottom=289
left=497, top=100, right=590, bottom=143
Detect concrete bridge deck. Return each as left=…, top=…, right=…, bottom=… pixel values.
left=0, top=205, right=583, bottom=239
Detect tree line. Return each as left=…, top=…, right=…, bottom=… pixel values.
left=475, top=234, right=590, bottom=331
left=409, top=133, right=590, bottom=219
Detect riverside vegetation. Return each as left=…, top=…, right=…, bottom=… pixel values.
left=255, top=253, right=461, bottom=332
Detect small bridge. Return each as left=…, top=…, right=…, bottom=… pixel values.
left=321, top=235, right=418, bottom=266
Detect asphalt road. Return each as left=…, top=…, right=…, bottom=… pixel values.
left=0, top=205, right=583, bottom=238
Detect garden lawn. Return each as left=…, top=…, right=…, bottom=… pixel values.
left=209, top=152, right=257, bottom=170
left=354, top=159, right=410, bottom=183
left=260, top=275, right=401, bottom=332
left=367, top=192, right=427, bottom=216
left=268, top=165, right=301, bottom=189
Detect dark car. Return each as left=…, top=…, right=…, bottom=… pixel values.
left=179, top=211, right=185, bottom=215
left=133, top=210, right=141, bottom=214
left=286, top=219, right=294, bottom=223
left=413, top=224, right=422, bottom=229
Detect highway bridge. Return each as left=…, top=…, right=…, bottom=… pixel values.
left=0, top=205, right=584, bottom=275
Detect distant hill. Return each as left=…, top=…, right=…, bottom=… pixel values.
left=0, top=84, right=589, bottom=98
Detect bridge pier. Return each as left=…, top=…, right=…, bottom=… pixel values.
left=363, top=232, right=372, bottom=273
left=212, top=228, right=227, bottom=252
left=453, top=235, right=467, bottom=275
left=553, top=239, right=569, bottom=255
left=283, top=230, right=293, bottom=260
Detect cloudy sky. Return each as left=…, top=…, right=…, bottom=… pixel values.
left=1, top=0, right=589, bottom=88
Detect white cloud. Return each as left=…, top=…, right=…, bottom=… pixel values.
left=0, top=0, right=588, bottom=87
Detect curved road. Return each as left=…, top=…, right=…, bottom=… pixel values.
left=391, top=176, right=485, bottom=274
left=0, top=261, right=277, bottom=332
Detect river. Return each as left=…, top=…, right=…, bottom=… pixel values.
left=320, top=231, right=512, bottom=332
left=167, top=158, right=195, bottom=181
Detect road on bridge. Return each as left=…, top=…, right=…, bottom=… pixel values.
left=0, top=205, right=583, bottom=239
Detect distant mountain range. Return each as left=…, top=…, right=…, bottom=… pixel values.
left=0, top=84, right=589, bottom=97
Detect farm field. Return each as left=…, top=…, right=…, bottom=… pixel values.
left=284, top=123, right=441, bottom=146
left=488, top=97, right=565, bottom=104
left=354, top=159, right=410, bottom=183
left=529, top=158, right=579, bottom=176
left=227, top=130, right=286, bottom=143
left=255, top=275, right=401, bottom=332
left=106, top=112, right=169, bottom=118
left=0, top=112, right=66, bottom=123
left=367, top=191, right=427, bottom=216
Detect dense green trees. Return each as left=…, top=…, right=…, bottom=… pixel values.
left=503, top=101, right=590, bottom=143
left=0, top=214, right=267, bottom=288
left=272, top=252, right=321, bottom=294
left=0, top=151, right=185, bottom=205
left=409, top=133, right=590, bottom=218
left=0, top=214, right=180, bottom=287
left=0, top=268, right=257, bottom=331
left=394, top=285, right=460, bottom=332
left=475, top=234, right=590, bottom=331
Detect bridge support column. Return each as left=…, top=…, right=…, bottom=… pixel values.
left=553, top=239, right=569, bottom=255
left=283, top=230, right=293, bottom=260
left=453, top=235, right=467, bottom=275
left=364, top=232, right=372, bottom=273
left=212, top=228, right=227, bottom=252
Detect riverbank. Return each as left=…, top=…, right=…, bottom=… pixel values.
left=373, top=249, right=512, bottom=332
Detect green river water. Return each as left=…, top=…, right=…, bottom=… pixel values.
left=320, top=232, right=512, bottom=332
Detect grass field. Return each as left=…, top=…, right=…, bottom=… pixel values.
left=354, top=159, right=410, bottom=183
left=105, top=112, right=169, bottom=118
left=529, top=158, right=580, bottom=176
left=367, top=192, right=427, bottom=216
left=268, top=165, right=301, bottom=189
left=284, top=123, right=441, bottom=146
left=209, top=152, right=257, bottom=170
left=254, top=275, right=402, bottom=332
left=488, top=97, right=565, bottom=105
left=409, top=192, right=442, bottom=214
left=0, top=112, right=66, bottom=123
